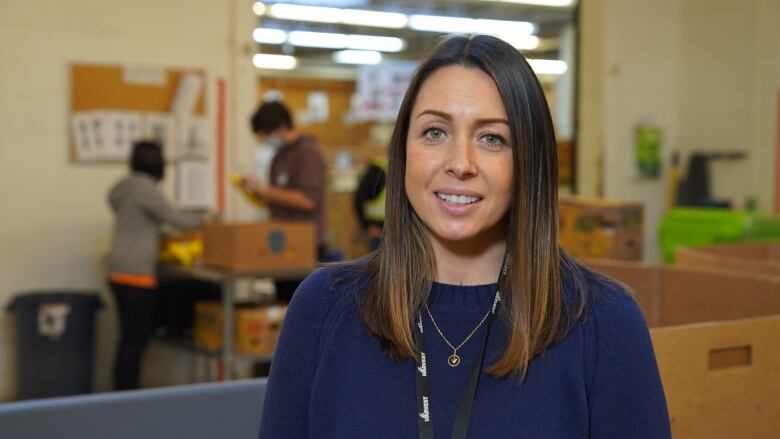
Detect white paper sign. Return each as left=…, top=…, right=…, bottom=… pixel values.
left=307, top=91, right=329, bottom=123
left=176, top=160, right=215, bottom=209
left=143, top=113, right=175, bottom=158
left=122, top=65, right=166, bottom=86
left=71, top=111, right=96, bottom=160
left=171, top=73, right=203, bottom=116
left=175, top=116, right=212, bottom=159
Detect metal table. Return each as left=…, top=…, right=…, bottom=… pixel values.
left=158, top=263, right=315, bottom=380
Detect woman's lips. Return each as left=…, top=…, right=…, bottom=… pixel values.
left=434, top=191, right=483, bottom=215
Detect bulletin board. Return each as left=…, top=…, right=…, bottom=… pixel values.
left=69, top=63, right=208, bottom=163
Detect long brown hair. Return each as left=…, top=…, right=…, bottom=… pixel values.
left=360, top=34, right=589, bottom=379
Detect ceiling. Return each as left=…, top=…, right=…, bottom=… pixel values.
left=254, top=0, right=577, bottom=71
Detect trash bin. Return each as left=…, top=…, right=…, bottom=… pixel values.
left=6, top=291, right=102, bottom=400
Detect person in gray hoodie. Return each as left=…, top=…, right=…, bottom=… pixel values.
left=107, top=140, right=204, bottom=390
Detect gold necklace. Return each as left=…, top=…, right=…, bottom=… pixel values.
left=424, top=300, right=495, bottom=367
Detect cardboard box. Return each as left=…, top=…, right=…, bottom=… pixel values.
left=202, top=221, right=315, bottom=271
left=194, top=301, right=287, bottom=354
left=585, top=259, right=780, bottom=438
left=194, top=301, right=222, bottom=351
left=559, top=198, right=643, bottom=260
left=235, top=304, right=287, bottom=354
left=676, top=242, right=780, bottom=277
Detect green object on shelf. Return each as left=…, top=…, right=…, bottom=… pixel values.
left=746, top=215, right=780, bottom=242
left=659, top=208, right=751, bottom=263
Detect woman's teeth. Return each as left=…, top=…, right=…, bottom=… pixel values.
left=437, top=193, right=480, bottom=205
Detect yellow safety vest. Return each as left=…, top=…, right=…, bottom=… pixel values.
left=363, top=156, right=387, bottom=223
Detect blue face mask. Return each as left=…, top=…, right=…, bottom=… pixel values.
left=266, top=135, right=284, bottom=148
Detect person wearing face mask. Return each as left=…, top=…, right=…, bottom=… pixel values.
left=241, top=100, right=327, bottom=302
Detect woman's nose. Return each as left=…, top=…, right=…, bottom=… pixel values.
left=445, top=136, right=477, bottom=179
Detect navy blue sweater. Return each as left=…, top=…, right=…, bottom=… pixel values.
left=259, top=265, right=670, bottom=438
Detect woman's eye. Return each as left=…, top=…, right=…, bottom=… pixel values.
left=424, top=128, right=445, bottom=140
left=481, top=133, right=505, bottom=146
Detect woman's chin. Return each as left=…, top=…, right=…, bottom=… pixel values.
left=430, top=227, right=483, bottom=246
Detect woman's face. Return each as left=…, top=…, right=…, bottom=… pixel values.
left=405, top=65, right=514, bottom=247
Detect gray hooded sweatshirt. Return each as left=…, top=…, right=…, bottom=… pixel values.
left=107, top=172, right=203, bottom=277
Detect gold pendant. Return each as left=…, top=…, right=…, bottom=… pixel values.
left=448, top=353, right=461, bottom=367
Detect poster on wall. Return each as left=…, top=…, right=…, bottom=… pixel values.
left=69, top=63, right=208, bottom=163
left=352, top=61, right=417, bottom=123
left=70, top=110, right=144, bottom=161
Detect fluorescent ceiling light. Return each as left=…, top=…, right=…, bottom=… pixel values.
left=409, top=14, right=534, bottom=36
left=268, top=3, right=342, bottom=23
left=288, top=31, right=348, bottom=49
left=285, top=30, right=405, bottom=52
left=477, top=0, right=574, bottom=6
left=253, top=53, right=297, bottom=70
left=408, top=15, right=474, bottom=34
left=499, top=34, right=540, bottom=50
left=257, top=2, right=407, bottom=28
left=528, top=59, right=568, bottom=75
left=341, top=9, right=407, bottom=28
left=254, top=3, right=540, bottom=42
left=474, top=19, right=535, bottom=35
left=253, top=28, right=286, bottom=44
left=346, top=34, right=405, bottom=52
left=332, top=50, right=383, bottom=65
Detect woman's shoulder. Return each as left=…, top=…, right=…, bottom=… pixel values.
left=559, top=266, right=655, bottom=391
left=562, top=265, right=646, bottom=338
left=287, top=260, right=367, bottom=319
left=561, top=259, right=645, bottom=327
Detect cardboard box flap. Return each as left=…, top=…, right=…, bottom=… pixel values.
left=677, top=243, right=780, bottom=277
left=659, top=267, right=780, bottom=326
left=584, top=260, right=780, bottom=328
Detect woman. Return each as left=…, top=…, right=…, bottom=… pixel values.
left=107, top=140, right=205, bottom=390
left=259, top=35, right=670, bottom=438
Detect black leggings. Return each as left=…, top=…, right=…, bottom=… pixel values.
left=109, top=282, right=158, bottom=390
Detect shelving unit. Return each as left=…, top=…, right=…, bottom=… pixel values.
left=157, top=263, right=314, bottom=380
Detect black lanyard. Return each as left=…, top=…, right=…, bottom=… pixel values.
left=414, top=256, right=508, bottom=439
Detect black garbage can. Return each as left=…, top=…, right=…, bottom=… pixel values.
left=6, top=291, right=102, bottom=400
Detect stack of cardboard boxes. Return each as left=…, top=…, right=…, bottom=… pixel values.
left=193, top=221, right=315, bottom=355
left=587, top=252, right=780, bottom=437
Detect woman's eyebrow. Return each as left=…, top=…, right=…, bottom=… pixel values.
left=474, top=118, right=509, bottom=126
left=414, top=110, right=509, bottom=126
left=414, top=109, right=452, bottom=120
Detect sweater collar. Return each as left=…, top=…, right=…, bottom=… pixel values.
left=427, top=281, right=497, bottom=313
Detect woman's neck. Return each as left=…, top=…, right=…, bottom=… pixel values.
left=431, top=235, right=507, bottom=286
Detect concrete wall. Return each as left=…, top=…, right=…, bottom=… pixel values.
left=0, top=0, right=257, bottom=400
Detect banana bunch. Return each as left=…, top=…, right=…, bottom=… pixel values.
left=159, top=237, right=204, bottom=267
left=231, top=173, right=266, bottom=208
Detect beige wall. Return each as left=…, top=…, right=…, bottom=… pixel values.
left=0, top=0, right=256, bottom=400
left=677, top=0, right=780, bottom=212
left=579, top=0, right=779, bottom=261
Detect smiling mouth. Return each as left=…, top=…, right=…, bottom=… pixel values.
left=436, top=192, right=483, bottom=206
